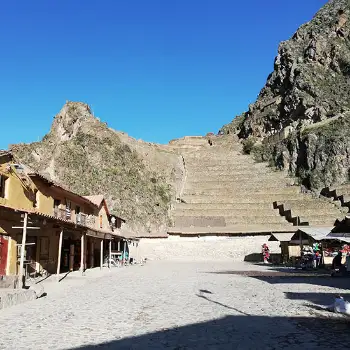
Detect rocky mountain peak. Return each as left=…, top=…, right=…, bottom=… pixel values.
left=50, top=101, right=98, bottom=142
left=222, top=0, right=350, bottom=139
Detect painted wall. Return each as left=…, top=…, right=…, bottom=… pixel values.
left=0, top=157, right=35, bottom=210
left=95, top=201, right=111, bottom=231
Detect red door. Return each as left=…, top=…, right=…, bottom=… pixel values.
left=0, top=235, right=9, bottom=275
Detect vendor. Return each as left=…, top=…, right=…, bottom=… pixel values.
left=332, top=252, right=345, bottom=272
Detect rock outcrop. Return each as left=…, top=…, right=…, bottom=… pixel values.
left=221, top=0, right=350, bottom=190
left=11, top=102, right=184, bottom=234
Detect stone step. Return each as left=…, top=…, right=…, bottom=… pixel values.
left=290, top=208, right=342, bottom=217
left=168, top=224, right=295, bottom=235
left=298, top=215, right=343, bottom=225
left=183, top=187, right=300, bottom=196
left=185, top=169, right=287, bottom=177
left=186, top=164, right=270, bottom=171
left=275, top=199, right=339, bottom=209
left=175, top=203, right=274, bottom=210
left=182, top=194, right=307, bottom=203
left=186, top=177, right=292, bottom=192
left=185, top=182, right=296, bottom=191
left=174, top=216, right=226, bottom=227
left=173, top=208, right=281, bottom=217
left=329, top=184, right=350, bottom=194
left=225, top=216, right=287, bottom=225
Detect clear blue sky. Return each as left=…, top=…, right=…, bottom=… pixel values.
left=1, top=0, right=327, bottom=148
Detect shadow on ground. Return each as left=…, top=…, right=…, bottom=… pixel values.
left=209, top=268, right=350, bottom=290
left=75, top=314, right=350, bottom=349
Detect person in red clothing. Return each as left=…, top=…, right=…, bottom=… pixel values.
left=262, top=243, right=270, bottom=263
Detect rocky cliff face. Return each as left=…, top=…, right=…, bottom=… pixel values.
left=11, top=102, right=184, bottom=234
left=222, top=0, right=350, bottom=190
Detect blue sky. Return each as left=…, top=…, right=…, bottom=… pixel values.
left=0, top=0, right=327, bottom=148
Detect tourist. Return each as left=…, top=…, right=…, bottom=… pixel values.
left=262, top=243, right=270, bottom=264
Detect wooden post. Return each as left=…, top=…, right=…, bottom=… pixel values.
left=136, top=241, right=139, bottom=264
left=69, top=244, right=74, bottom=271
left=56, top=228, right=63, bottom=281
left=100, top=239, right=103, bottom=269
left=118, top=240, right=120, bottom=251
left=19, top=212, right=28, bottom=288
left=90, top=240, right=94, bottom=268
left=80, top=233, right=84, bottom=274
left=123, top=240, right=126, bottom=266
left=109, top=240, right=112, bottom=268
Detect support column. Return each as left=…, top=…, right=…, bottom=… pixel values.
left=69, top=244, right=74, bottom=272
left=109, top=240, right=112, bottom=268
left=19, top=212, right=28, bottom=289
left=56, top=228, right=63, bottom=282
left=100, top=239, right=103, bottom=269
left=117, top=240, right=120, bottom=251
left=123, top=240, right=126, bottom=266
left=90, top=240, right=94, bottom=268
left=80, top=233, right=85, bottom=275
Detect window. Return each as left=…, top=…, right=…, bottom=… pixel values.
left=75, top=206, right=80, bottom=214
left=33, top=190, right=39, bottom=208
left=99, top=215, right=103, bottom=229
left=0, top=175, right=8, bottom=198
left=53, top=199, right=61, bottom=208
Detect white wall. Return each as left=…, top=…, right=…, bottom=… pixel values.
left=136, top=236, right=280, bottom=262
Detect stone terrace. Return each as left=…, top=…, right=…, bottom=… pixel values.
left=169, top=135, right=345, bottom=235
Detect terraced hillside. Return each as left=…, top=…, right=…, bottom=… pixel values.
left=169, top=135, right=345, bottom=236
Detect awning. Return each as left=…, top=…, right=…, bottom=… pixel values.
left=269, top=232, right=296, bottom=242
left=323, top=235, right=350, bottom=244
left=298, top=227, right=333, bottom=241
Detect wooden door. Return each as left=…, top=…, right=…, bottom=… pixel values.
left=0, top=235, right=9, bottom=275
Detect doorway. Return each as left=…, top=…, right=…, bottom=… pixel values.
left=0, top=235, right=9, bottom=275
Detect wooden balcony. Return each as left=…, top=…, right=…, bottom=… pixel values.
left=53, top=207, right=71, bottom=221
left=77, top=213, right=96, bottom=228
left=53, top=208, right=96, bottom=229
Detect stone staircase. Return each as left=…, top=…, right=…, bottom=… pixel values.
left=168, top=135, right=345, bottom=235
left=321, top=184, right=350, bottom=212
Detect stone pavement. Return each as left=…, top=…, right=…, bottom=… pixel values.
left=0, top=261, right=349, bottom=350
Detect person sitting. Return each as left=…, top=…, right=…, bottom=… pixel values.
left=331, top=252, right=346, bottom=275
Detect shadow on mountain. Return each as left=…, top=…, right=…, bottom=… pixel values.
left=74, top=314, right=350, bottom=349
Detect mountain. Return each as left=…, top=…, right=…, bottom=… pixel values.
left=11, top=102, right=185, bottom=234
left=221, top=0, right=350, bottom=190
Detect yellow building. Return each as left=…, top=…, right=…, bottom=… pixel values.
left=0, top=151, right=124, bottom=283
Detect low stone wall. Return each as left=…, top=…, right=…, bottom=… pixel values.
left=262, top=126, right=294, bottom=145
left=137, top=236, right=280, bottom=262
left=0, top=289, right=36, bottom=310
left=0, top=275, right=19, bottom=289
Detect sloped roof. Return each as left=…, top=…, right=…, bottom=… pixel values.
left=298, top=226, right=333, bottom=241
left=269, top=232, right=296, bottom=242
left=83, top=195, right=105, bottom=207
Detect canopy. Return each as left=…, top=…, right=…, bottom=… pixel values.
left=269, top=232, right=296, bottom=242
left=298, top=227, right=333, bottom=241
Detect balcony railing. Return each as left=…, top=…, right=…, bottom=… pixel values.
left=77, top=213, right=96, bottom=228
left=76, top=213, right=86, bottom=226
left=53, top=208, right=96, bottom=229
left=53, top=207, right=70, bottom=221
